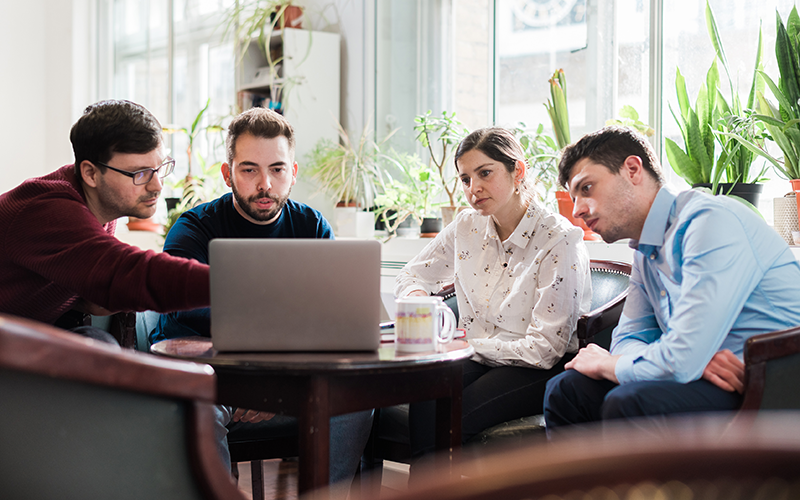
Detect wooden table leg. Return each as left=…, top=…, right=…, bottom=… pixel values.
left=434, top=364, right=462, bottom=477
left=298, top=376, right=330, bottom=494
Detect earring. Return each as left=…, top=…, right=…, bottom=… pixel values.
left=515, top=184, right=520, bottom=195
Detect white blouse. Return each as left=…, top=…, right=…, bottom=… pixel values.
left=395, top=201, right=592, bottom=369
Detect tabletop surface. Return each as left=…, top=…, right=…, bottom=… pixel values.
left=151, top=336, right=474, bottom=372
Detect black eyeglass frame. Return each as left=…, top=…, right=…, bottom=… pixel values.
left=94, top=157, right=176, bottom=185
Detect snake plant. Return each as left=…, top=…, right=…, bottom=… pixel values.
left=727, top=7, right=800, bottom=181
left=544, top=69, right=570, bottom=150
left=665, top=0, right=767, bottom=187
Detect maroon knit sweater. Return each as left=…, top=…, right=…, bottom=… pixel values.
left=0, top=165, right=210, bottom=324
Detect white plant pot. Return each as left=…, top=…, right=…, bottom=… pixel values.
left=334, top=207, right=374, bottom=238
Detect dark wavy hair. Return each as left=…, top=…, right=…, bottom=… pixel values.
left=226, top=107, right=295, bottom=164
left=70, top=100, right=163, bottom=180
left=558, top=126, right=664, bottom=188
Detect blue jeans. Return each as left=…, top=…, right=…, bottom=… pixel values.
left=543, top=370, right=742, bottom=433
left=213, top=405, right=373, bottom=485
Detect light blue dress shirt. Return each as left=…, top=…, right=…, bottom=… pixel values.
left=612, top=186, right=800, bottom=384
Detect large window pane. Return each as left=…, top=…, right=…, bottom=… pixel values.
left=496, top=0, right=650, bottom=142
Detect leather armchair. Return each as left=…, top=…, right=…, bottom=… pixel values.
left=0, top=313, right=245, bottom=500
left=740, top=324, right=800, bottom=411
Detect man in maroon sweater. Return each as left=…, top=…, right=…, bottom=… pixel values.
left=0, top=100, right=209, bottom=332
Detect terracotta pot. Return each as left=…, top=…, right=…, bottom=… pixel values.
left=555, top=191, right=602, bottom=241
left=126, top=216, right=162, bottom=232
left=274, top=5, right=303, bottom=29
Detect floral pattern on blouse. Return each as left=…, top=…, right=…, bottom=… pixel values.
left=395, top=201, right=592, bottom=369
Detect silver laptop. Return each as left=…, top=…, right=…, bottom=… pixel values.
left=209, top=239, right=382, bottom=352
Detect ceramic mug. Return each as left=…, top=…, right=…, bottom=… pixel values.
left=394, top=296, right=456, bottom=352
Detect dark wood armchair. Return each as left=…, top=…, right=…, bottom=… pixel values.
left=0, top=313, right=245, bottom=500
left=375, top=413, right=800, bottom=500
left=740, top=324, right=800, bottom=411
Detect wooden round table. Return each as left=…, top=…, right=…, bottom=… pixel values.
left=152, top=337, right=474, bottom=494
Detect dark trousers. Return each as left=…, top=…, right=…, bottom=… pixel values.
left=543, top=369, right=743, bottom=433
left=409, top=356, right=571, bottom=456
left=55, top=310, right=119, bottom=345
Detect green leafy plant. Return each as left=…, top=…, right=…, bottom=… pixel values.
left=664, top=62, right=719, bottom=186
left=305, top=122, right=390, bottom=209
left=665, top=1, right=767, bottom=188
left=727, top=8, right=800, bottom=181
left=605, top=105, right=655, bottom=137
left=373, top=151, right=442, bottom=236
left=513, top=123, right=560, bottom=211
left=413, top=111, right=470, bottom=208
left=162, top=99, right=227, bottom=236
left=544, top=69, right=570, bottom=150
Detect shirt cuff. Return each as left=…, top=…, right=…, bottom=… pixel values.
left=396, top=285, right=428, bottom=298
left=614, top=354, right=637, bottom=384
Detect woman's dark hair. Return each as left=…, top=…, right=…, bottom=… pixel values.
left=558, top=126, right=664, bottom=188
left=70, top=100, right=163, bottom=179
left=454, top=127, right=532, bottom=200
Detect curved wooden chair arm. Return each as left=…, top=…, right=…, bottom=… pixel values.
left=0, top=313, right=216, bottom=402
left=740, top=325, right=800, bottom=411
left=381, top=414, right=800, bottom=500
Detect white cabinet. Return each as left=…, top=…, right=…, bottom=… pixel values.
left=236, top=28, right=341, bottom=163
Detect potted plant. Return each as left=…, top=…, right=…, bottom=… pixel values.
left=541, top=69, right=601, bottom=240
left=665, top=1, right=768, bottom=207
left=161, top=99, right=227, bottom=237
left=605, top=105, right=655, bottom=138
left=223, top=1, right=308, bottom=113
left=726, top=7, right=800, bottom=226
left=374, top=150, right=442, bottom=239
left=413, top=110, right=470, bottom=226
left=513, top=122, right=560, bottom=212
left=305, top=122, right=389, bottom=238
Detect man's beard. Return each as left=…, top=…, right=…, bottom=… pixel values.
left=230, top=180, right=290, bottom=223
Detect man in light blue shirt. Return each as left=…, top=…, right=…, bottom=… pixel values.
left=543, top=126, right=800, bottom=429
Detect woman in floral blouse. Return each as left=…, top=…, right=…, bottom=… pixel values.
left=395, top=127, right=592, bottom=454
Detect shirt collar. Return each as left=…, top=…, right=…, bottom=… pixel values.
left=629, top=185, right=677, bottom=251
left=483, top=201, right=543, bottom=248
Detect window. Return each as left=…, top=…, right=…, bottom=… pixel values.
left=107, top=0, right=234, bottom=187
left=375, top=0, right=796, bottom=221
left=495, top=0, right=650, bottom=139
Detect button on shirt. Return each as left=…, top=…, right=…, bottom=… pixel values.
left=612, top=186, right=800, bottom=384
left=395, top=202, right=592, bottom=369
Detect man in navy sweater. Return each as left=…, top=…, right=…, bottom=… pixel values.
left=152, top=108, right=371, bottom=488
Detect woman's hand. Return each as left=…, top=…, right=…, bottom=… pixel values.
left=405, top=290, right=429, bottom=297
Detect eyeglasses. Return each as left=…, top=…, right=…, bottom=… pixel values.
left=95, top=157, right=176, bottom=185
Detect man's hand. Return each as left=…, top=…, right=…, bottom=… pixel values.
left=232, top=408, right=276, bottom=424
left=564, top=343, right=620, bottom=383
left=702, top=349, right=744, bottom=393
